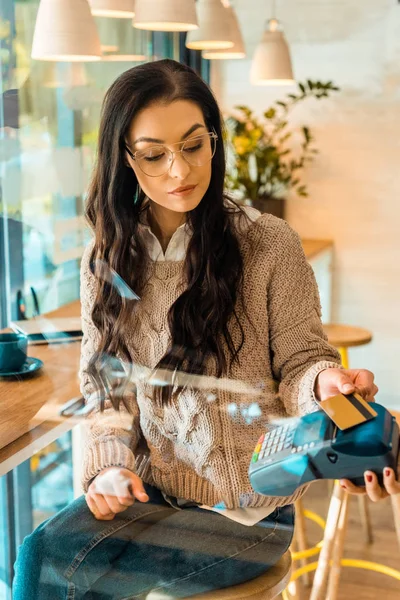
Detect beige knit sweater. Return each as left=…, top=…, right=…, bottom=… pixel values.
left=79, top=213, right=342, bottom=509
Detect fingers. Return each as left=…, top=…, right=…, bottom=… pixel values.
left=354, top=369, right=378, bottom=401
left=364, top=471, right=389, bottom=501
left=91, top=482, right=134, bottom=514
left=92, top=470, right=136, bottom=510
left=341, top=469, right=400, bottom=501
left=86, top=493, right=115, bottom=520
left=339, top=479, right=366, bottom=495
left=87, top=490, right=132, bottom=519
left=86, top=468, right=150, bottom=521
left=383, top=468, right=400, bottom=496
left=112, top=474, right=136, bottom=507
left=336, top=372, right=355, bottom=395
left=98, top=471, right=149, bottom=505
left=338, top=369, right=378, bottom=402
left=92, top=492, right=119, bottom=516
left=355, top=383, right=378, bottom=403
left=130, top=476, right=150, bottom=503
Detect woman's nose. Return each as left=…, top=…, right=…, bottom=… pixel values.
left=169, top=151, right=191, bottom=179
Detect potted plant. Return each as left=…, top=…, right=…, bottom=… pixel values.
left=224, top=80, right=340, bottom=218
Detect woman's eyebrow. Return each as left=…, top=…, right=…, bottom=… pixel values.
left=132, top=123, right=206, bottom=145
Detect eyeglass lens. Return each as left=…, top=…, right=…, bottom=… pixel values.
left=135, top=133, right=216, bottom=177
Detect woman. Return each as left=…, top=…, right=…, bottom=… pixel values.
left=13, top=59, right=398, bottom=600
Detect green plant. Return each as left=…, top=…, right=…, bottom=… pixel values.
left=225, top=80, right=340, bottom=203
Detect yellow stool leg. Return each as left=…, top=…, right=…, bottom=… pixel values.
left=338, top=346, right=349, bottom=370
left=326, top=489, right=350, bottom=600
left=309, top=481, right=346, bottom=600
left=293, top=499, right=311, bottom=586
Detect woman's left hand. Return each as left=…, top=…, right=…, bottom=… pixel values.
left=315, top=368, right=399, bottom=499
left=314, top=367, right=378, bottom=403
left=340, top=469, right=400, bottom=500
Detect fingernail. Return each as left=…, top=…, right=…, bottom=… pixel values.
left=366, top=474, right=373, bottom=483
left=385, top=468, right=391, bottom=477
left=343, top=384, right=353, bottom=392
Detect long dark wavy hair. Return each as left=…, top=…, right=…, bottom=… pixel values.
left=85, top=59, right=249, bottom=410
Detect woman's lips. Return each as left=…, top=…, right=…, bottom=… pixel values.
left=168, top=185, right=197, bottom=196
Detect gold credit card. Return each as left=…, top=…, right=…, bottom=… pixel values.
left=319, top=392, right=377, bottom=430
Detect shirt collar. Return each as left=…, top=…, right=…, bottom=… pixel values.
left=137, top=201, right=190, bottom=262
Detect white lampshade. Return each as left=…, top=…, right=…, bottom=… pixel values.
left=133, top=0, right=198, bottom=32
left=31, top=0, right=102, bottom=62
left=250, top=19, right=294, bottom=85
left=202, top=6, right=245, bottom=59
left=89, top=0, right=135, bottom=19
left=186, top=0, right=234, bottom=50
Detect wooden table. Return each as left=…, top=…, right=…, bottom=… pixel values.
left=0, top=300, right=81, bottom=476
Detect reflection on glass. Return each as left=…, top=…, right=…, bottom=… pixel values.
left=1, top=3, right=152, bottom=321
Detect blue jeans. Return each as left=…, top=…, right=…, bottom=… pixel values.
left=13, top=483, right=294, bottom=600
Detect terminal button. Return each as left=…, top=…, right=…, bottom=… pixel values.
left=327, top=452, right=338, bottom=463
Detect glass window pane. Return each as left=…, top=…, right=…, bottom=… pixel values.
left=0, top=2, right=207, bottom=594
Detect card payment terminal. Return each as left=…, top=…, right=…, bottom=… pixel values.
left=249, top=403, right=399, bottom=497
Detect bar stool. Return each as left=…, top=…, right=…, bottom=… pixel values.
left=291, top=323, right=373, bottom=593
left=307, top=323, right=400, bottom=600
left=146, top=551, right=292, bottom=600
left=323, top=323, right=374, bottom=543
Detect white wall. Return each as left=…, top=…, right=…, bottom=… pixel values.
left=212, top=0, right=400, bottom=409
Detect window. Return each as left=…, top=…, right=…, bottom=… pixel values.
left=0, top=2, right=209, bottom=595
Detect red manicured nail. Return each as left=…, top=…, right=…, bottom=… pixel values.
left=366, top=475, right=373, bottom=483
left=385, top=468, right=391, bottom=477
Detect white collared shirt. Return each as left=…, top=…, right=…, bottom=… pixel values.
left=137, top=202, right=260, bottom=262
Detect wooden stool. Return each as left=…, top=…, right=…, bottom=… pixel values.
left=322, top=323, right=372, bottom=369
left=146, top=551, right=292, bottom=600
left=310, top=323, right=372, bottom=600
left=309, top=324, right=400, bottom=600
left=323, top=323, right=374, bottom=543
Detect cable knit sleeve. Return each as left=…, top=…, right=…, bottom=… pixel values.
left=267, top=219, right=342, bottom=417
left=80, top=240, right=140, bottom=492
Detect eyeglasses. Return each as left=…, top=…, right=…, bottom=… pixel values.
left=125, top=131, right=218, bottom=177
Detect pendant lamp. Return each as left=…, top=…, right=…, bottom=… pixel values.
left=202, top=5, right=245, bottom=59
left=250, top=10, right=294, bottom=85
left=88, top=0, right=135, bottom=19
left=186, top=0, right=234, bottom=50
left=133, top=0, right=198, bottom=32
left=31, top=0, right=102, bottom=62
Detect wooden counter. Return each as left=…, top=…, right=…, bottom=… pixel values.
left=0, top=300, right=81, bottom=474
left=0, top=239, right=333, bottom=476
left=301, top=239, right=333, bottom=261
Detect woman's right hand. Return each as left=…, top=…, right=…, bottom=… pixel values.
left=86, top=466, right=149, bottom=520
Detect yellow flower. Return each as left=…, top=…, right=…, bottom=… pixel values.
left=233, top=136, right=249, bottom=155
